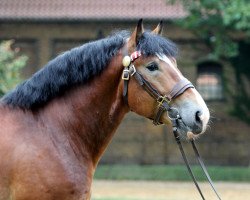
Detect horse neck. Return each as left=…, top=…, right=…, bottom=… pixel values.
left=41, top=52, right=128, bottom=166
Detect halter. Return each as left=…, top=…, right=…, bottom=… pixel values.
left=121, top=51, right=221, bottom=200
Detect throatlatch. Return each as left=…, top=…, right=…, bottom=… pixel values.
left=121, top=52, right=221, bottom=200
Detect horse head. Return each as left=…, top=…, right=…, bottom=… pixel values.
left=121, top=19, right=210, bottom=140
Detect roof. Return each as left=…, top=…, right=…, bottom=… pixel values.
left=0, top=0, right=186, bottom=21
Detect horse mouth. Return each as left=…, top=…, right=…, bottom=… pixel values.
left=160, top=116, right=204, bottom=141
left=149, top=113, right=205, bottom=140
left=186, top=131, right=202, bottom=140
left=176, top=121, right=206, bottom=140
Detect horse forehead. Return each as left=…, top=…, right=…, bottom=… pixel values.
left=156, top=53, right=182, bottom=77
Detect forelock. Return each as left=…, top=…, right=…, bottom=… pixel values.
left=136, top=32, right=178, bottom=58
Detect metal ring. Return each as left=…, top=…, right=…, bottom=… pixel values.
left=167, top=107, right=180, bottom=120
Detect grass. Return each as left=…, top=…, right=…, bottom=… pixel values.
left=94, top=164, right=250, bottom=182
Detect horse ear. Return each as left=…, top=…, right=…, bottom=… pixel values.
left=128, top=19, right=144, bottom=50
left=152, top=21, right=163, bottom=35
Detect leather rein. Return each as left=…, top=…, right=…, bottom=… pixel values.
left=121, top=51, right=221, bottom=200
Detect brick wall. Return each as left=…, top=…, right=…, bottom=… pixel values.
left=1, top=21, right=249, bottom=166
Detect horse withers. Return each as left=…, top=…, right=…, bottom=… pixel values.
left=0, top=20, right=209, bottom=200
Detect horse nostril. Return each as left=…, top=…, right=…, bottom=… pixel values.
left=195, top=111, right=202, bottom=123
left=193, top=111, right=203, bottom=134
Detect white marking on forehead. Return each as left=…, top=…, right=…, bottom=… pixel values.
left=156, top=53, right=182, bottom=78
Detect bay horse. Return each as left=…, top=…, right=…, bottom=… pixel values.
left=0, top=20, right=209, bottom=200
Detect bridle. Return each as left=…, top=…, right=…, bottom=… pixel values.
left=122, top=51, right=194, bottom=126
left=121, top=51, right=221, bottom=200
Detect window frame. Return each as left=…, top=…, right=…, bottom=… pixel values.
left=196, top=61, right=224, bottom=102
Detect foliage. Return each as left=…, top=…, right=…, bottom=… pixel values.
left=230, top=41, right=250, bottom=122
left=172, top=0, right=250, bottom=58
left=170, top=0, right=250, bottom=123
left=0, top=41, right=27, bottom=96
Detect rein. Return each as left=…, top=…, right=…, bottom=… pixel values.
left=122, top=51, right=221, bottom=200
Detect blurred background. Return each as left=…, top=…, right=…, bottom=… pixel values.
left=0, top=0, right=249, bottom=199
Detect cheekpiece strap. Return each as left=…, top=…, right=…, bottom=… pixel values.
left=122, top=51, right=142, bottom=105
left=122, top=51, right=141, bottom=79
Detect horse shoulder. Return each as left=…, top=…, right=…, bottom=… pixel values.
left=0, top=106, right=92, bottom=199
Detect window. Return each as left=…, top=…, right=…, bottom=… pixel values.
left=196, top=61, right=223, bottom=101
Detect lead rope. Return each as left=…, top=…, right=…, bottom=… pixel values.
left=191, top=140, right=222, bottom=200
left=171, top=116, right=221, bottom=200
left=171, top=118, right=205, bottom=200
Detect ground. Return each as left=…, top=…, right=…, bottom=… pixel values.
left=92, top=180, right=250, bottom=200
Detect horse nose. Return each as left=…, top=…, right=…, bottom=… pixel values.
left=192, top=111, right=203, bottom=134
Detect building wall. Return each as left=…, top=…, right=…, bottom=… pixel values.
left=0, top=21, right=249, bottom=166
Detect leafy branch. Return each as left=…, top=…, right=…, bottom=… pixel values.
left=0, top=40, right=27, bottom=96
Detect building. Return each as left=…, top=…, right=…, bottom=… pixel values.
left=0, top=0, right=249, bottom=166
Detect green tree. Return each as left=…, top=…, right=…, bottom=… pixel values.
left=171, top=0, right=250, bottom=123
left=0, top=40, right=27, bottom=96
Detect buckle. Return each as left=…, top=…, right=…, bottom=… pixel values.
left=122, top=69, right=130, bottom=80
left=129, top=64, right=136, bottom=76
left=157, top=95, right=170, bottom=106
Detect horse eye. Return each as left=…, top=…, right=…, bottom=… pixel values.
left=146, top=62, right=159, bottom=71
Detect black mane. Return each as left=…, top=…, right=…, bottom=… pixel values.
left=2, top=31, right=177, bottom=109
